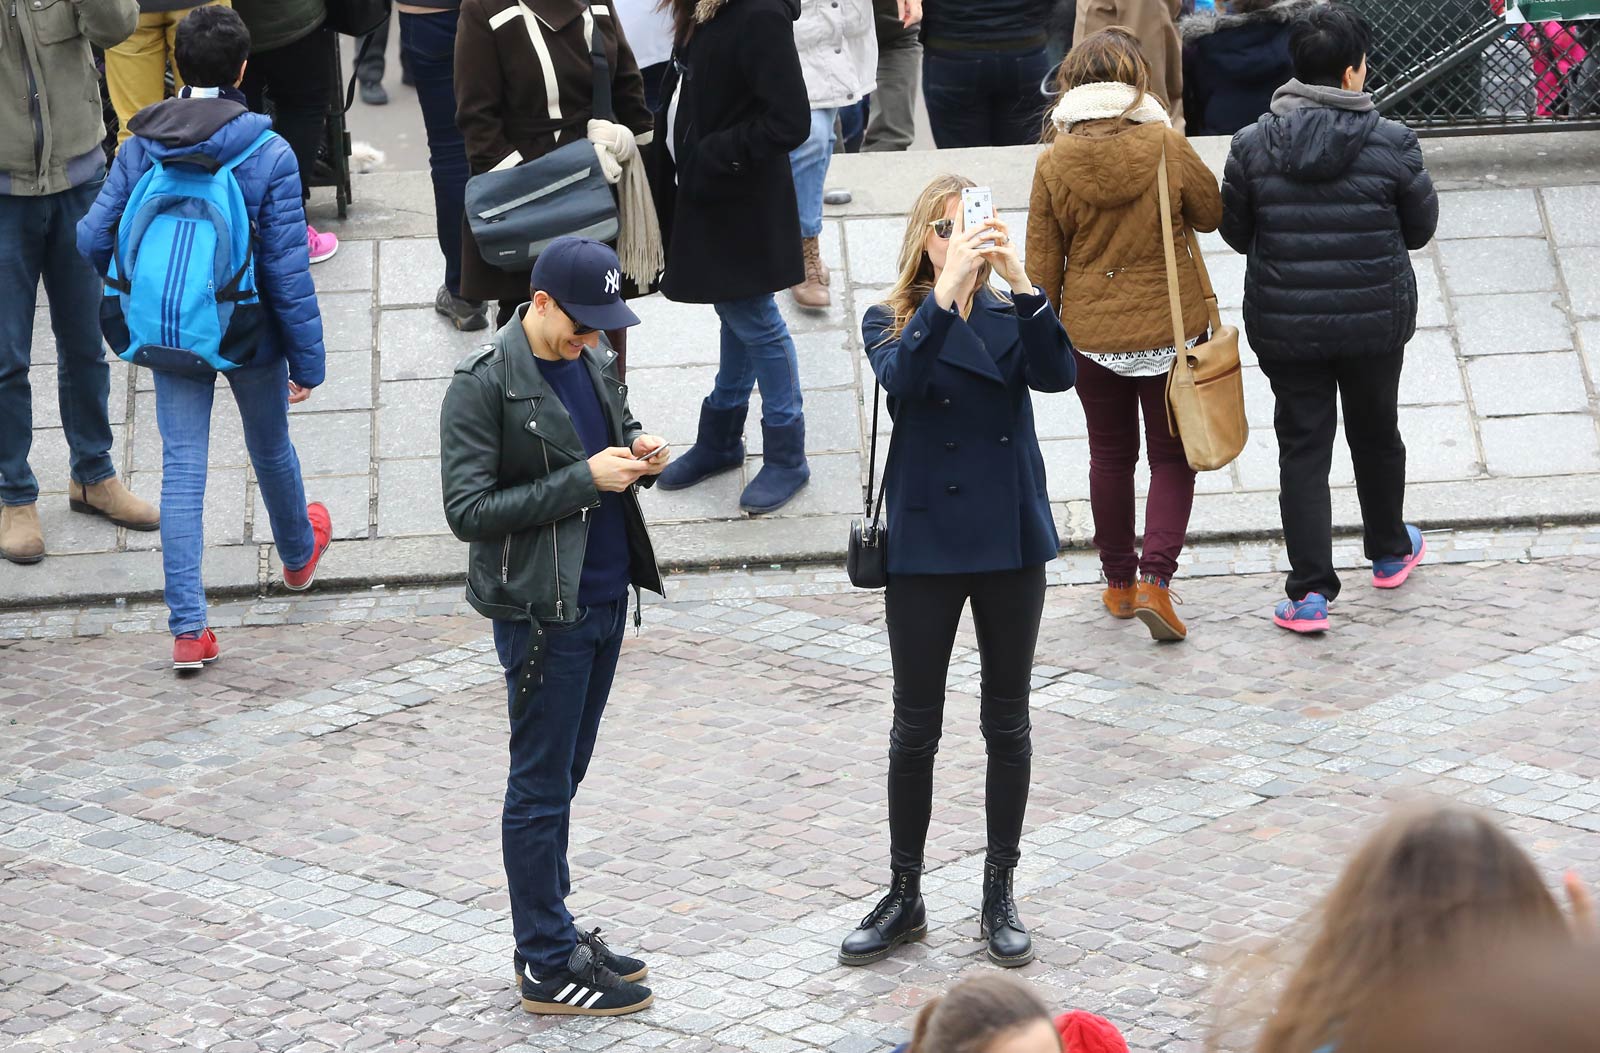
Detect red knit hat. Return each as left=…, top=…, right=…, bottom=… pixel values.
left=1055, top=1011, right=1129, bottom=1053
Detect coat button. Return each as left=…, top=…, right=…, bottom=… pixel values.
left=941, top=398, right=951, bottom=408
left=912, top=330, right=922, bottom=339
left=999, top=436, right=1010, bottom=445
left=946, top=485, right=959, bottom=495
left=944, top=442, right=956, bottom=451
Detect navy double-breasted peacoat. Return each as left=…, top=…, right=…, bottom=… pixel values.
left=862, top=287, right=1076, bottom=576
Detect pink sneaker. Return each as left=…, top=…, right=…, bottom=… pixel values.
left=306, top=225, right=339, bottom=264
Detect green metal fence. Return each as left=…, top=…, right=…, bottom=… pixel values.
left=1347, top=0, right=1600, bottom=133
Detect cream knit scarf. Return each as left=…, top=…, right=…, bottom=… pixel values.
left=1049, top=82, right=1172, bottom=133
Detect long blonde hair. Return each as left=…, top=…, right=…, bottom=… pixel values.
left=1209, top=803, right=1571, bottom=1053
left=874, top=174, right=996, bottom=345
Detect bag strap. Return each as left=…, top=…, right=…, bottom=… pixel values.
left=586, top=1, right=615, bottom=122
left=222, top=129, right=278, bottom=174
left=1157, top=141, right=1189, bottom=440
left=863, top=379, right=887, bottom=526
left=344, top=29, right=379, bottom=114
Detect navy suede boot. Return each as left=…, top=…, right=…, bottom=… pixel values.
left=658, top=400, right=748, bottom=491
left=740, top=419, right=810, bottom=514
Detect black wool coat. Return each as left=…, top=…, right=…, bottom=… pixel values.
left=652, top=0, right=811, bottom=305
left=1219, top=86, right=1440, bottom=362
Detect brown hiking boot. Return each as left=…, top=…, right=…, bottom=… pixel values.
left=70, top=476, right=160, bottom=531
left=1102, top=582, right=1136, bottom=619
left=0, top=503, right=45, bottom=564
left=791, top=236, right=831, bottom=308
left=1133, top=576, right=1186, bottom=641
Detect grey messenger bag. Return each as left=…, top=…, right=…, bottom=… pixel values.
left=464, top=2, right=619, bottom=270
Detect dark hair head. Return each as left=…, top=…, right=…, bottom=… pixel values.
left=907, top=975, right=1059, bottom=1053
left=1040, top=27, right=1156, bottom=142
left=174, top=5, right=252, bottom=90
left=1289, top=3, right=1372, bottom=88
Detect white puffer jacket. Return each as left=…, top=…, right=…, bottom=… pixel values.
left=793, top=0, right=878, bottom=110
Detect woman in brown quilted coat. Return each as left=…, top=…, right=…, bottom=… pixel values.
left=1025, top=27, right=1221, bottom=642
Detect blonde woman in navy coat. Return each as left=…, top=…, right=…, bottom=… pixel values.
left=839, top=174, right=1075, bottom=970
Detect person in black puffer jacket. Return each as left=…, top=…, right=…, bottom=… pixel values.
left=1180, top=0, right=1320, bottom=137
left=1220, top=3, right=1437, bottom=635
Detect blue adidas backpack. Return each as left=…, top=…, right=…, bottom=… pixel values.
left=101, top=128, right=276, bottom=376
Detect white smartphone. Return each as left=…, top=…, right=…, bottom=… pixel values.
left=961, top=186, right=995, bottom=249
left=633, top=442, right=671, bottom=461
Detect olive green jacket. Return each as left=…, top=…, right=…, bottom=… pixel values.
left=1, top=0, right=137, bottom=195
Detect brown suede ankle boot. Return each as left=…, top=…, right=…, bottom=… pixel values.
left=1133, top=575, right=1186, bottom=641
left=69, top=476, right=160, bottom=531
left=1102, top=582, right=1136, bottom=619
left=0, top=503, right=45, bottom=564
left=791, top=236, right=831, bottom=308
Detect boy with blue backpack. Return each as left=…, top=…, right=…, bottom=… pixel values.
left=77, top=4, right=332, bottom=671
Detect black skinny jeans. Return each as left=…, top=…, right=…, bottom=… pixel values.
left=241, top=27, right=335, bottom=201
left=885, top=565, right=1046, bottom=873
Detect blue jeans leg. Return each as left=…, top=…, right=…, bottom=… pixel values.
left=495, top=598, right=628, bottom=976
left=152, top=370, right=216, bottom=635
left=708, top=296, right=804, bottom=427
left=400, top=12, right=471, bottom=300
left=788, top=107, right=837, bottom=239
left=227, top=360, right=313, bottom=571
left=0, top=185, right=115, bottom=506
left=923, top=50, right=992, bottom=148
left=993, top=48, right=1050, bottom=147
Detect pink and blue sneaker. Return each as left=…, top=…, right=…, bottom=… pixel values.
left=1274, top=592, right=1329, bottom=634
left=1372, top=524, right=1426, bottom=589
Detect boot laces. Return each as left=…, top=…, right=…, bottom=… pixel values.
left=860, top=877, right=911, bottom=928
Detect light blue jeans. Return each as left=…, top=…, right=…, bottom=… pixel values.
left=788, top=107, right=838, bottom=239
left=707, top=295, right=805, bottom=428
left=152, top=358, right=313, bottom=635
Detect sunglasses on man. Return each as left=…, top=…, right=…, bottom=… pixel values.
left=549, top=297, right=598, bottom=336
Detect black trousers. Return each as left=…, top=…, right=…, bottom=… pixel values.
left=241, top=27, right=335, bottom=200
left=1259, top=351, right=1411, bottom=603
left=884, top=565, right=1046, bottom=873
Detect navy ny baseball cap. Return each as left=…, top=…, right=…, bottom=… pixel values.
left=530, top=237, right=641, bottom=332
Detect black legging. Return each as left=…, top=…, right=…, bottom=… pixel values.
left=884, top=565, right=1046, bottom=873
left=241, top=27, right=335, bottom=201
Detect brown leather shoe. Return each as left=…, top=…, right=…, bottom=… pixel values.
left=0, top=503, right=45, bottom=564
left=1133, top=577, right=1186, bottom=641
left=1102, top=583, right=1136, bottom=619
left=791, top=236, right=831, bottom=308
left=69, top=476, right=160, bottom=531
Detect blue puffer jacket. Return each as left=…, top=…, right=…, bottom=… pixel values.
left=76, top=94, right=326, bottom=387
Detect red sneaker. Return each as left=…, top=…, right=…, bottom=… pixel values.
left=173, top=628, right=219, bottom=670
left=283, top=502, right=332, bottom=591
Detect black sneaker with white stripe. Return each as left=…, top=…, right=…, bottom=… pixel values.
left=519, top=938, right=653, bottom=1016
left=516, top=928, right=646, bottom=986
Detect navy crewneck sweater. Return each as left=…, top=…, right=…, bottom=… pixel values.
left=535, top=356, right=630, bottom=606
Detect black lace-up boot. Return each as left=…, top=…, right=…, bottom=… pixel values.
left=838, top=868, right=926, bottom=966
left=980, top=863, right=1033, bottom=967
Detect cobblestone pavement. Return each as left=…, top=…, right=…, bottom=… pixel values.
left=5, top=527, right=1600, bottom=1052
left=10, top=165, right=1600, bottom=608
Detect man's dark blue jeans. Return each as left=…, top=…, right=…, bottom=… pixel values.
left=922, top=46, right=1052, bottom=149
left=493, top=597, right=628, bottom=977
left=0, top=182, right=116, bottom=507
left=399, top=10, right=471, bottom=299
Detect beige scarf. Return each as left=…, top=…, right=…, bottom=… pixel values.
left=588, top=119, right=664, bottom=289
left=1050, top=81, right=1172, bottom=133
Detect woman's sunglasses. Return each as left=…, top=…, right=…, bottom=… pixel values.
left=549, top=297, right=598, bottom=336
left=928, top=218, right=955, bottom=240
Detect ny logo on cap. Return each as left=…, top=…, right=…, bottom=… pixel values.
left=604, top=268, right=620, bottom=295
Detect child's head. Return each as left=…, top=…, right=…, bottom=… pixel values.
left=908, top=975, right=1061, bottom=1053
left=174, top=5, right=252, bottom=90
left=1289, top=3, right=1371, bottom=91
left=1248, top=803, right=1569, bottom=1053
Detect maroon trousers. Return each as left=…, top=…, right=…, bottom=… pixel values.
left=1074, top=351, right=1196, bottom=583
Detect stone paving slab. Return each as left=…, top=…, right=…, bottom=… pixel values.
left=5, top=526, right=1600, bottom=1051
left=8, top=144, right=1600, bottom=610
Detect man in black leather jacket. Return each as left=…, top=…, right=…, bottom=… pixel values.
left=439, top=238, right=669, bottom=1017
left=1220, top=4, right=1438, bottom=634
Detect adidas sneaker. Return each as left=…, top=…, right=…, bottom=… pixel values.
left=518, top=939, right=652, bottom=1016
